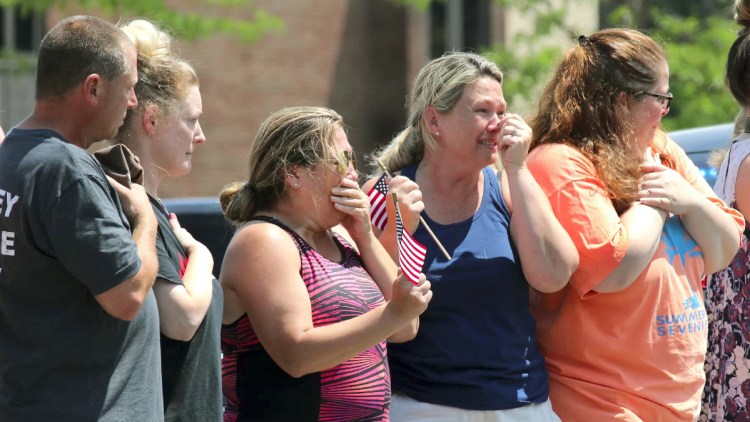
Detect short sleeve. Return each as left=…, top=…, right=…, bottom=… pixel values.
left=653, top=131, right=707, bottom=191
left=655, top=132, right=745, bottom=240
left=528, top=143, right=628, bottom=298
left=45, top=174, right=141, bottom=295
left=155, top=211, right=184, bottom=285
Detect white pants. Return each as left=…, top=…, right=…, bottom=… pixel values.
left=390, top=394, right=561, bottom=422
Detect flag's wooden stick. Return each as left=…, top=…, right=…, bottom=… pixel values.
left=391, top=192, right=402, bottom=265
left=377, top=160, right=452, bottom=260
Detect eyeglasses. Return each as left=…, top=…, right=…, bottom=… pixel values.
left=635, top=90, right=673, bottom=110
left=329, top=150, right=357, bottom=174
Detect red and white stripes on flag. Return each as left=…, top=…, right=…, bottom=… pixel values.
left=367, top=174, right=389, bottom=231
left=393, top=194, right=426, bottom=286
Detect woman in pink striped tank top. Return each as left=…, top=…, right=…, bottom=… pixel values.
left=218, top=106, right=433, bottom=421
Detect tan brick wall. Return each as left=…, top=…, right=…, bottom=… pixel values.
left=46, top=1, right=408, bottom=198
left=169, top=0, right=354, bottom=198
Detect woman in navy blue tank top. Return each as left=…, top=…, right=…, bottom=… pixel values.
left=363, top=52, right=578, bottom=421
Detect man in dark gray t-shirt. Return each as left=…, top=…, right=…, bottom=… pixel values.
left=0, top=15, right=162, bottom=421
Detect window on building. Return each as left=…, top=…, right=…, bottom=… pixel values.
left=0, top=7, right=45, bottom=130
left=1, top=7, right=45, bottom=52
left=430, top=0, right=491, bottom=57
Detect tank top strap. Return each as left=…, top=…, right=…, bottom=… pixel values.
left=248, top=215, right=356, bottom=262
left=398, top=164, right=509, bottom=221
left=483, top=166, right=511, bottom=218
left=482, top=166, right=501, bottom=200
left=399, top=163, right=417, bottom=180
left=248, top=215, right=311, bottom=254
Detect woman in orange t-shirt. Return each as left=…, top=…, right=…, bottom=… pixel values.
left=526, top=28, right=744, bottom=421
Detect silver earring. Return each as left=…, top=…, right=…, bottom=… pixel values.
left=292, top=183, right=300, bottom=189
left=434, top=131, right=440, bottom=136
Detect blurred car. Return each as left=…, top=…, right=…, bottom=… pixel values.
left=162, top=197, right=235, bottom=278
left=668, top=122, right=734, bottom=188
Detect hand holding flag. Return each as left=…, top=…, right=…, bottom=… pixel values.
left=369, top=161, right=451, bottom=261
left=392, top=192, right=426, bottom=285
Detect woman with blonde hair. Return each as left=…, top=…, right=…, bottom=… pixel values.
left=114, top=19, right=222, bottom=420
left=703, top=1, right=750, bottom=419
left=219, top=106, right=432, bottom=421
left=364, top=51, right=577, bottom=421
left=526, top=28, right=743, bottom=421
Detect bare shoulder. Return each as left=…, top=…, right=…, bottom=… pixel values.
left=222, top=220, right=300, bottom=284
left=231, top=220, right=294, bottom=247
left=734, top=156, right=750, bottom=218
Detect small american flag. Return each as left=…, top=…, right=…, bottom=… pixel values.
left=367, top=174, right=389, bottom=231
left=393, top=193, right=426, bottom=286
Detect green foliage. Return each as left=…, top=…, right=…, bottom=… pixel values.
left=398, top=0, right=738, bottom=130
left=0, top=0, right=284, bottom=42
left=389, top=0, right=434, bottom=11
left=482, top=0, right=583, bottom=115
left=0, top=49, right=36, bottom=75
left=488, top=0, right=738, bottom=130
left=392, top=0, right=576, bottom=114
left=655, top=14, right=737, bottom=131
left=489, top=45, right=562, bottom=115
left=607, top=4, right=737, bottom=130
